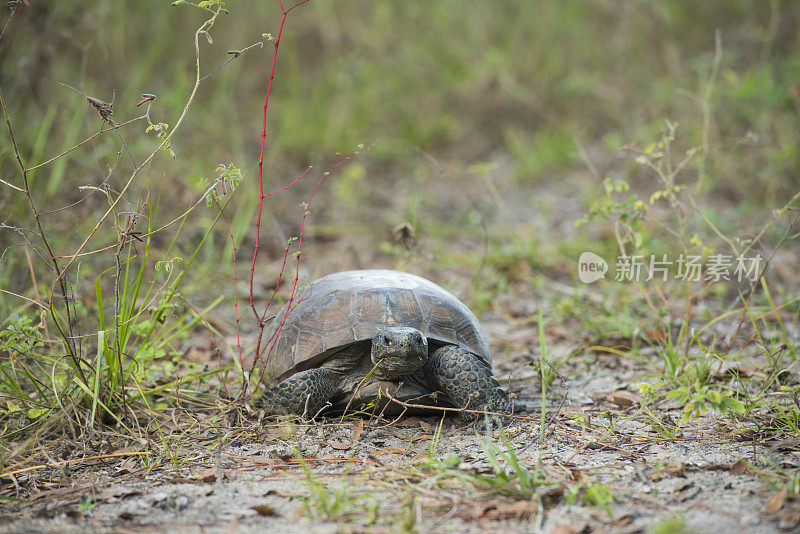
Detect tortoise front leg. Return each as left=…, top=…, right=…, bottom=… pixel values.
left=256, top=368, right=340, bottom=417
left=417, top=345, right=511, bottom=416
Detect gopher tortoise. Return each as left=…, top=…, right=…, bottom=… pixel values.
left=256, top=269, right=511, bottom=418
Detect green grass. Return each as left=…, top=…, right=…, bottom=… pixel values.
left=652, top=515, right=691, bottom=534
left=425, top=425, right=552, bottom=501
left=295, top=453, right=365, bottom=521
left=0, top=1, right=236, bottom=459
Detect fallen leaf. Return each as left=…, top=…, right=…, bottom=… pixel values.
left=116, top=457, right=139, bottom=475
left=184, top=346, right=213, bottom=363
left=394, top=417, right=422, bottom=427
left=370, top=446, right=409, bottom=457
left=324, top=419, right=365, bottom=450
left=323, top=441, right=352, bottom=451
left=549, top=525, right=585, bottom=534
left=615, top=513, right=634, bottom=525
left=607, top=390, right=639, bottom=407
left=195, top=468, right=224, bottom=483
left=251, top=503, right=279, bottom=516
left=730, top=459, right=748, bottom=475
left=65, top=510, right=83, bottom=521
left=664, top=462, right=685, bottom=476
left=736, top=365, right=758, bottom=377
left=476, top=499, right=537, bottom=520
left=646, top=330, right=667, bottom=341
left=670, top=480, right=693, bottom=493
left=352, top=419, right=364, bottom=441
left=717, top=363, right=764, bottom=379
left=97, top=486, right=141, bottom=502
left=765, top=486, right=788, bottom=513
left=538, top=484, right=566, bottom=504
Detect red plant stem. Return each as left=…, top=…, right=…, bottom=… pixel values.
left=246, top=238, right=293, bottom=378
left=251, top=145, right=375, bottom=389
left=239, top=0, right=376, bottom=399
left=251, top=0, right=311, bottom=320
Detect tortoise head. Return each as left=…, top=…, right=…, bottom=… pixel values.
left=370, top=327, right=428, bottom=380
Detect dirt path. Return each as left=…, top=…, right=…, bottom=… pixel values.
left=3, top=323, right=796, bottom=533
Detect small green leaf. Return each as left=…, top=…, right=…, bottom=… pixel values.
left=724, top=397, right=745, bottom=413
left=27, top=407, right=49, bottom=419
left=584, top=484, right=614, bottom=518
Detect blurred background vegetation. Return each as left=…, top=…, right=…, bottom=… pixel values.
left=3, top=1, right=798, bottom=216
left=3, top=2, right=799, bottom=234
left=2, top=1, right=797, bottom=291
left=1, top=0, right=799, bottom=425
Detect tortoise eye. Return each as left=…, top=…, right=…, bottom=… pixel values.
left=382, top=334, right=391, bottom=345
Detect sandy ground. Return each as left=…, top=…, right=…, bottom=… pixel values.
left=3, top=320, right=798, bottom=533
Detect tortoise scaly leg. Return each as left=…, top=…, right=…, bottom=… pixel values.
left=418, top=344, right=511, bottom=417
left=256, top=368, right=340, bottom=417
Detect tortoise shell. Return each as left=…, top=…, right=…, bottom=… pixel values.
left=261, top=269, right=491, bottom=386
